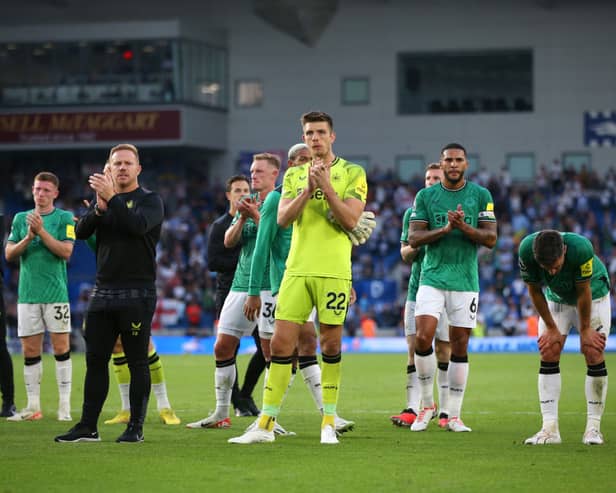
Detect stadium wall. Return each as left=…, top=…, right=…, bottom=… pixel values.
left=221, top=0, right=616, bottom=178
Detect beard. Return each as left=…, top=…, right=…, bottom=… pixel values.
left=444, top=169, right=465, bottom=185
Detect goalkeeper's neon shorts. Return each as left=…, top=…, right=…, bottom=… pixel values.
left=276, top=275, right=351, bottom=326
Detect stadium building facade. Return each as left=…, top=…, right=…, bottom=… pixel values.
left=1, top=0, right=615, bottom=183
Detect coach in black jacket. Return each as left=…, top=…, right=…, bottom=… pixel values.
left=55, top=143, right=163, bottom=444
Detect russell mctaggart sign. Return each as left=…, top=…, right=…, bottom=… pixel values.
left=0, top=110, right=181, bottom=144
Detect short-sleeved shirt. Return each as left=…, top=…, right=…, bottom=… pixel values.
left=230, top=197, right=271, bottom=293
left=282, top=157, right=367, bottom=280
left=8, top=208, right=75, bottom=303
left=518, top=232, right=610, bottom=305
left=400, top=207, right=424, bottom=302
left=248, top=190, right=292, bottom=297
left=410, top=181, right=496, bottom=292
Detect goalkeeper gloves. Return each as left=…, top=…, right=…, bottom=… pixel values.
left=327, top=210, right=377, bottom=246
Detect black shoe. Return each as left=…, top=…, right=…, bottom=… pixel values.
left=246, top=396, right=260, bottom=416
left=55, top=423, right=100, bottom=443
left=235, top=406, right=253, bottom=417
left=116, top=423, right=144, bottom=443
left=0, top=403, right=16, bottom=418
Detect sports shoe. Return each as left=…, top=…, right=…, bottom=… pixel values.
left=235, top=407, right=253, bottom=417
left=273, top=421, right=296, bottom=437
left=104, top=410, right=130, bottom=425
left=116, top=423, right=144, bottom=443
left=54, top=423, right=100, bottom=443
left=582, top=428, right=604, bottom=445
left=228, top=427, right=275, bottom=444
left=335, top=415, right=355, bottom=434
left=320, top=424, right=339, bottom=444
left=410, top=405, right=436, bottom=432
left=58, top=404, right=72, bottom=422
left=447, top=417, right=472, bottom=432
left=7, top=408, right=43, bottom=422
left=524, top=429, right=562, bottom=445
left=159, top=408, right=181, bottom=425
left=438, top=412, right=449, bottom=429
left=0, top=403, right=16, bottom=418
left=246, top=397, right=260, bottom=416
left=186, top=414, right=231, bottom=429
left=390, top=408, right=416, bottom=427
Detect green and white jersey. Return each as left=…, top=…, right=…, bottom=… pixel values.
left=230, top=199, right=271, bottom=293
left=282, top=157, right=367, bottom=280
left=400, top=207, right=424, bottom=302
left=7, top=208, right=75, bottom=303
left=248, top=190, right=292, bottom=297
left=410, top=181, right=496, bottom=292
left=518, top=232, right=610, bottom=305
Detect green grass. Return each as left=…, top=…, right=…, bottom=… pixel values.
left=1, top=352, right=614, bottom=493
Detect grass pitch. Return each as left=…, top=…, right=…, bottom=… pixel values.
left=1, top=351, right=614, bottom=493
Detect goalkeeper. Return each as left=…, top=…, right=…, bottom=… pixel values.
left=229, top=111, right=369, bottom=445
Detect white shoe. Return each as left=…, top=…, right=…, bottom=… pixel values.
left=334, top=416, right=355, bottom=434
left=7, top=408, right=43, bottom=422
left=410, top=405, right=436, bottom=432
left=524, top=429, right=562, bottom=445
left=228, top=428, right=275, bottom=444
left=57, top=405, right=72, bottom=422
left=273, top=421, right=296, bottom=437
left=447, top=417, right=471, bottom=432
left=320, top=424, right=339, bottom=444
left=186, top=414, right=231, bottom=429
left=582, top=428, right=604, bottom=445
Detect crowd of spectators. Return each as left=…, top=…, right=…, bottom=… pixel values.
left=2, top=158, right=616, bottom=341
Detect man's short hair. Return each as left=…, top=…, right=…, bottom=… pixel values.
left=253, top=152, right=281, bottom=169
left=532, top=230, right=564, bottom=267
left=109, top=143, right=140, bottom=162
left=301, top=111, right=334, bottom=130
left=34, top=171, right=59, bottom=188
left=226, top=174, right=250, bottom=192
left=440, top=142, right=467, bottom=157
left=426, top=162, right=441, bottom=171
left=288, top=143, right=309, bottom=160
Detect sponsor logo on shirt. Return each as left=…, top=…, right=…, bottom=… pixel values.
left=66, top=224, right=76, bottom=240
left=580, top=258, right=593, bottom=277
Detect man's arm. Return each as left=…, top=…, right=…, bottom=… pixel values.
left=106, top=193, right=164, bottom=235
left=453, top=220, right=497, bottom=248
left=310, top=163, right=363, bottom=231
left=408, top=220, right=452, bottom=248
left=207, top=218, right=238, bottom=273
left=75, top=202, right=101, bottom=240
left=527, top=283, right=558, bottom=331
left=527, top=282, right=563, bottom=361
left=5, top=216, right=33, bottom=263
left=224, top=215, right=247, bottom=248
left=35, top=229, right=74, bottom=261
left=400, top=242, right=419, bottom=264
left=278, top=188, right=312, bottom=228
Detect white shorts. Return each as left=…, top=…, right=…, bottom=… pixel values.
left=17, top=303, right=72, bottom=337
left=217, top=290, right=275, bottom=340
left=415, top=285, right=479, bottom=329
left=308, top=307, right=317, bottom=324
left=539, top=294, right=611, bottom=337
left=405, top=300, right=449, bottom=341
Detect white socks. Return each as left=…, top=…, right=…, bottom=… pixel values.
left=24, top=360, right=42, bottom=411
left=415, top=351, right=436, bottom=408
left=214, top=363, right=236, bottom=418
left=448, top=360, right=469, bottom=418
